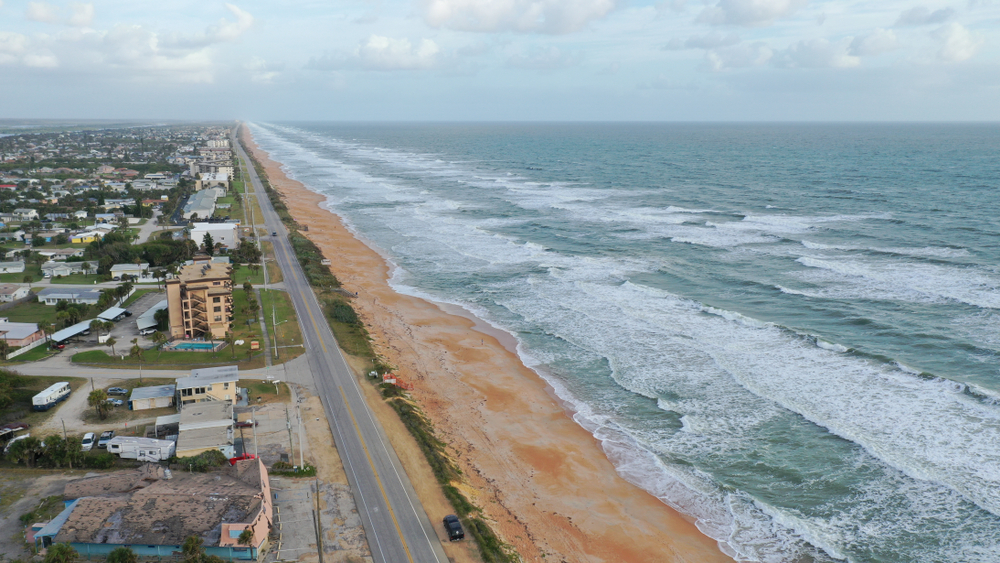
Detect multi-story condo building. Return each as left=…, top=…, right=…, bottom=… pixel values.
left=166, top=259, right=233, bottom=339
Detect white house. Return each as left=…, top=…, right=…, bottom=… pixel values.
left=37, top=287, right=102, bottom=305
left=0, top=261, right=25, bottom=274
left=41, top=261, right=96, bottom=278
left=190, top=222, right=239, bottom=250
left=13, top=208, right=38, bottom=221
left=110, top=263, right=150, bottom=281
left=0, top=284, right=30, bottom=302
left=73, top=210, right=88, bottom=220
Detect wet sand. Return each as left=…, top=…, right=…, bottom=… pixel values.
left=241, top=126, right=732, bottom=563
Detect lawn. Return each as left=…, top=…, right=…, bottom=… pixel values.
left=0, top=264, right=41, bottom=283
left=231, top=179, right=246, bottom=194
left=2, top=345, right=55, bottom=364
left=72, top=349, right=266, bottom=370
left=261, top=241, right=283, bottom=283
left=50, top=273, right=104, bottom=285
left=121, top=288, right=160, bottom=308
left=0, top=376, right=89, bottom=427
left=260, top=289, right=304, bottom=363
left=233, top=264, right=265, bottom=286
left=1, top=296, right=61, bottom=325
left=240, top=379, right=290, bottom=405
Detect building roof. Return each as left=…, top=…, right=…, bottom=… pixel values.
left=51, top=319, right=96, bottom=343
left=130, top=384, right=175, bottom=402
left=175, top=262, right=231, bottom=283
left=177, top=365, right=239, bottom=389
left=37, top=288, right=102, bottom=301
left=0, top=321, right=40, bottom=340
left=105, top=436, right=174, bottom=449
left=0, top=284, right=24, bottom=296
left=56, top=462, right=265, bottom=547
left=97, top=306, right=126, bottom=321
left=110, top=263, right=149, bottom=272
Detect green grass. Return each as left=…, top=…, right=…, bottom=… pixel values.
left=121, top=288, right=159, bottom=308
left=49, top=273, right=103, bottom=284
left=2, top=345, right=54, bottom=364
left=260, top=289, right=303, bottom=363
left=240, top=380, right=290, bottom=405
left=0, top=264, right=41, bottom=283
left=0, top=376, right=89, bottom=427
left=261, top=241, right=283, bottom=283
left=233, top=264, right=264, bottom=286
left=1, top=296, right=61, bottom=325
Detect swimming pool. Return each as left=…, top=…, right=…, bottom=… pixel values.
left=171, top=342, right=217, bottom=351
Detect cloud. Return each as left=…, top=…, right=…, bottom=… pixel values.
left=665, top=31, right=741, bottom=50
left=0, top=31, right=58, bottom=67
left=309, top=35, right=441, bottom=71
left=245, top=56, right=282, bottom=83
left=706, top=41, right=773, bottom=70
left=423, top=0, right=616, bottom=34
left=208, top=3, right=254, bottom=42
left=773, top=38, right=860, bottom=68
left=23, top=52, right=58, bottom=67
left=896, top=6, right=955, bottom=26
left=68, top=3, right=94, bottom=27
left=25, top=1, right=60, bottom=24
left=934, top=22, right=980, bottom=61
left=697, top=0, right=806, bottom=27
left=848, top=28, right=899, bottom=56
left=506, top=45, right=579, bottom=70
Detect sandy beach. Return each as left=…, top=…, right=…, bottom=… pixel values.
left=241, top=126, right=732, bottom=563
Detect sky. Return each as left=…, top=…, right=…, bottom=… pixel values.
left=0, top=0, right=998, bottom=120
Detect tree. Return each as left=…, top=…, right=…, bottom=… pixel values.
left=224, top=331, right=236, bottom=359
left=243, top=280, right=252, bottom=294
left=81, top=261, right=91, bottom=277
left=8, top=435, right=42, bottom=467
left=182, top=536, right=204, bottom=563
left=129, top=338, right=143, bottom=361
left=42, top=323, right=56, bottom=345
left=152, top=331, right=168, bottom=358
left=22, top=274, right=33, bottom=288
left=202, top=232, right=215, bottom=256
left=105, top=547, right=138, bottom=563
left=43, top=543, right=78, bottom=563
left=105, top=336, right=117, bottom=357
left=90, top=319, right=104, bottom=342
left=0, top=340, right=9, bottom=361
left=237, top=528, right=254, bottom=547
left=88, top=389, right=110, bottom=420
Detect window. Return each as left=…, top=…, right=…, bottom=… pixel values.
left=195, top=387, right=206, bottom=394
left=207, top=385, right=213, bottom=391
left=182, top=388, right=192, bottom=397
left=214, top=306, right=221, bottom=312
left=213, top=297, right=220, bottom=303
left=214, top=315, right=222, bottom=322
left=224, top=382, right=230, bottom=390
left=213, top=281, right=221, bottom=286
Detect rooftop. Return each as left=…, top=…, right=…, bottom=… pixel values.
left=130, top=384, right=176, bottom=401
left=175, top=262, right=231, bottom=283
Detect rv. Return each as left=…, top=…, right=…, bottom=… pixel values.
left=105, top=436, right=176, bottom=461
left=32, top=382, right=71, bottom=411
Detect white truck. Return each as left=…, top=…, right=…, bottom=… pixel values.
left=106, top=437, right=176, bottom=462
left=32, top=382, right=71, bottom=411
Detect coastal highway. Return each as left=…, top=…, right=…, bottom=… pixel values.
left=235, top=134, right=448, bottom=563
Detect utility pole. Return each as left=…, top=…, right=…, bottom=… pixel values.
left=298, top=404, right=304, bottom=468
left=285, top=404, right=294, bottom=466
left=61, top=419, right=67, bottom=440
left=250, top=405, right=258, bottom=458
left=314, top=477, right=324, bottom=563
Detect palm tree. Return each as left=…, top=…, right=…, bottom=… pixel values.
left=0, top=340, right=9, bottom=361
left=81, top=262, right=91, bottom=277
left=105, top=336, right=117, bottom=357
left=181, top=536, right=204, bottom=563
left=237, top=528, right=254, bottom=547
left=88, top=389, right=110, bottom=420
left=89, top=319, right=103, bottom=342
left=105, top=547, right=137, bottom=563
left=8, top=436, right=42, bottom=467
left=152, top=331, right=168, bottom=358
left=44, top=543, right=78, bottom=563
left=223, top=331, right=236, bottom=359
left=42, top=323, right=55, bottom=345
left=22, top=274, right=33, bottom=288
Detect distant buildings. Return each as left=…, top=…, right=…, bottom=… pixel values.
left=36, top=287, right=102, bottom=305
left=166, top=260, right=233, bottom=339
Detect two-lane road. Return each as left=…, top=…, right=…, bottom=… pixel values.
left=235, top=131, right=448, bottom=563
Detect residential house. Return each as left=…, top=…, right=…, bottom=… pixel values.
left=128, top=384, right=176, bottom=411
left=13, top=208, right=38, bottom=221
left=0, top=321, right=43, bottom=347
left=0, top=261, right=25, bottom=274
left=36, top=288, right=102, bottom=305
left=0, top=284, right=30, bottom=302
left=42, top=261, right=95, bottom=277
left=195, top=172, right=229, bottom=191
left=109, top=263, right=149, bottom=280
left=73, top=210, right=88, bottom=220
left=175, top=365, right=240, bottom=406
left=190, top=222, right=239, bottom=250
left=70, top=231, right=104, bottom=244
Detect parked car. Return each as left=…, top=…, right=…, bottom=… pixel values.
left=106, top=398, right=124, bottom=407
left=50, top=343, right=65, bottom=350
left=443, top=515, right=464, bottom=541
left=97, top=430, right=115, bottom=448
left=123, top=310, right=133, bottom=317
left=139, top=328, right=156, bottom=336
left=107, top=387, right=128, bottom=396
left=81, top=432, right=96, bottom=452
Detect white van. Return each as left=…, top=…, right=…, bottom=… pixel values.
left=81, top=432, right=96, bottom=452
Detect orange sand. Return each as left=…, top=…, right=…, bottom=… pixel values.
left=241, top=127, right=732, bottom=563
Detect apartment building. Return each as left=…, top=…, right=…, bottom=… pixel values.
left=165, top=260, right=233, bottom=339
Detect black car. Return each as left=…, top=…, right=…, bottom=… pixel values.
left=443, top=515, right=464, bottom=541
left=271, top=231, right=277, bottom=236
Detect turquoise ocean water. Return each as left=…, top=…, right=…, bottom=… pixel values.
left=250, top=122, right=1000, bottom=563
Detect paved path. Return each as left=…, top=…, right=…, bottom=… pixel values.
left=236, top=131, right=447, bottom=563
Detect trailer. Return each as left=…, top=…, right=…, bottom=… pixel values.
left=105, top=436, right=176, bottom=462
left=32, top=382, right=71, bottom=411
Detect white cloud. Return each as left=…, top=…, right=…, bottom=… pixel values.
left=896, top=6, right=955, bottom=26
left=0, top=31, right=58, bottom=68
left=773, top=38, right=860, bottom=68
left=342, top=35, right=440, bottom=70
left=423, top=0, right=616, bottom=34
left=934, top=22, right=980, bottom=61
left=848, top=28, right=899, bottom=56
left=23, top=52, right=58, bottom=67
left=208, top=3, right=254, bottom=42
left=697, top=0, right=806, bottom=27
left=666, top=31, right=741, bottom=50
left=506, top=45, right=579, bottom=70
left=25, top=1, right=60, bottom=24
left=245, top=56, right=282, bottom=83
left=68, top=3, right=94, bottom=27
left=706, top=41, right=773, bottom=70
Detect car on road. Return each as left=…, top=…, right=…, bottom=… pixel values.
left=106, top=398, right=124, bottom=407
left=443, top=515, right=464, bottom=541
left=107, top=387, right=128, bottom=396
left=81, top=432, right=96, bottom=451
left=97, top=430, right=115, bottom=448
left=272, top=231, right=277, bottom=236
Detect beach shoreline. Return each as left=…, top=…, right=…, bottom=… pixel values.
left=240, top=124, right=732, bottom=563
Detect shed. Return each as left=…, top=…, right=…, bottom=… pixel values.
left=129, top=384, right=176, bottom=411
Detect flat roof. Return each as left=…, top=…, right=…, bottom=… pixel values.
left=97, top=306, right=126, bottom=321
left=52, top=320, right=96, bottom=343
left=136, top=299, right=167, bottom=330
left=0, top=321, right=39, bottom=340
left=177, top=365, right=238, bottom=388
left=176, top=262, right=231, bottom=283
left=129, top=384, right=175, bottom=402
left=38, top=288, right=102, bottom=301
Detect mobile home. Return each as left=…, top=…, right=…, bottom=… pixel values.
left=32, top=382, right=71, bottom=411
left=105, top=437, right=176, bottom=461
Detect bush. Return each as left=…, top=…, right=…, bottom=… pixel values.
left=269, top=462, right=316, bottom=477
left=84, top=453, right=116, bottom=469
left=173, top=449, right=228, bottom=472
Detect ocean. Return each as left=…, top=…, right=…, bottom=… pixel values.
left=249, top=122, right=1000, bottom=563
